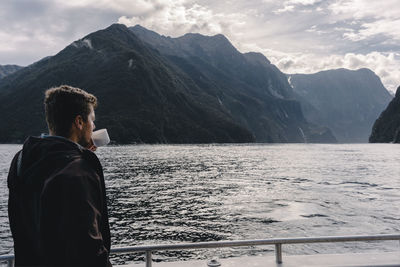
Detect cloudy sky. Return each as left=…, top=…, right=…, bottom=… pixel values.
left=1, top=0, right=399, bottom=92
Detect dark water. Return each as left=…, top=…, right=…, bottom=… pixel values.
left=1, top=144, right=400, bottom=265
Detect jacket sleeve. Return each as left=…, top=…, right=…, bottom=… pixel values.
left=40, top=166, right=112, bottom=267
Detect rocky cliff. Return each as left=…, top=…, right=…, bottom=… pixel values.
left=0, top=24, right=253, bottom=143
left=288, top=68, right=392, bottom=143
left=0, top=64, right=22, bottom=79
left=370, top=86, right=400, bottom=143
left=130, top=25, right=336, bottom=143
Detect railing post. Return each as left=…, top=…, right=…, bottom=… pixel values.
left=145, top=250, right=152, bottom=267
left=275, top=243, right=282, bottom=264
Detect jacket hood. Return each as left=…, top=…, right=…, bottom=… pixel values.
left=8, top=136, right=85, bottom=190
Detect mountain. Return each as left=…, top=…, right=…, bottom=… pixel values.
left=369, top=86, right=400, bottom=143
left=0, top=64, right=23, bottom=79
left=0, top=24, right=254, bottom=143
left=130, top=25, right=336, bottom=143
left=288, top=68, right=392, bottom=143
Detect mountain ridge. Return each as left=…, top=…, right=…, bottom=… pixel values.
left=0, top=24, right=254, bottom=143
left=288, top=68, right=392, bottom=142
left=1, top=24, right=388, bottom=144
left=370, top=86, right=400, bottom=143
left=130, top=24, right=337, bottom=143
left=0, top=64, right=23, bottom=79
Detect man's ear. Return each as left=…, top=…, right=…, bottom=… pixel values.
left=73, top=115, right=84, bottom=130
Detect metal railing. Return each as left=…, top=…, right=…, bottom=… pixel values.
left=1, top=234, right=399, bottom=267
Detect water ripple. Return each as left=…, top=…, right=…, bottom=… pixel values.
left=1, top=144, right=400, bottom=265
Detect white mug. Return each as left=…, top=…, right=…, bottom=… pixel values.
left=92, top=129, right=110, bottom=147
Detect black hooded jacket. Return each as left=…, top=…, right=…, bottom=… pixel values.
left=8, top=136, right=112, bottom=266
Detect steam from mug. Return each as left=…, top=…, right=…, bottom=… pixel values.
left=92, top=129, right=110, bottom=147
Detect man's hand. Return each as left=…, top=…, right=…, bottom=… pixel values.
left=87, top=139, right=97, bottom=152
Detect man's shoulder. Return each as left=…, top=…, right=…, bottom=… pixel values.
left=61, top=151, right=102, bottom=180
left=44, top=154, right=103, bottom=195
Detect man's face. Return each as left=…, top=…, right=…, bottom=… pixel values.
left=78, top=105, right=96, bottom=148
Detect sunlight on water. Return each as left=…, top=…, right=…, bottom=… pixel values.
left=1, top=144, right=400, bottom=265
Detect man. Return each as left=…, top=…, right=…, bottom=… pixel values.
left=7, top=85, right=112, bottom=266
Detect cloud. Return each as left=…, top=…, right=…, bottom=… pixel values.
left=0, top=0, right=248, bottom=64
left=0, top=32, right=29, bottom=52
left=114, top=0, right=399, bottom=93
left=117, top=1, right=245, bottom=37
left=328, top=0, right=400, bottom=41
left=343, top=19, right=400, bottom=42
left=286, top=0, right=322, bottom=5
left=360, top=19, right=400, bottom=41
left=0, top=0, right=398, bottom=94
left=329, top=0, right=400, bottom=20
left=0, top=25, right=68, bottom=63
left=56, top=0, right=163, bottom=15
left=0, top=0, right=128, bottom=65
left=274, top=5, right=295, bottom=14
left=239, top=39, right=399, bottom=93
left=305, top=25, right=328, bottom=35
left=273, top=0, right=322, bottom=13
left=1, top=0, right=248, bottom=64
left=258, top=48, right=400, bottom=93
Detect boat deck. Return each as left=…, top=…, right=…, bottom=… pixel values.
left=2, top=234, right=399, bottom=267
left=123, top=252, right=400, bottom=267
